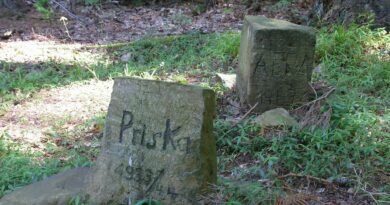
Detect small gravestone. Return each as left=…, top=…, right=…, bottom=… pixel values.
left=87, top=77, right=217, bottom=204
left=0, top=78, right=217, bottom=205
left=237, top=16, right=316, bottom=113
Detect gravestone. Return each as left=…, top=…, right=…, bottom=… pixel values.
left=0, top=77, right=217, bottom=205
left=237, top=16, right=316, bottom=113
left=86, top=77, right=217, bottom=204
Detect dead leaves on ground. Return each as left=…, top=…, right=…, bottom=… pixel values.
left=275, top=193, right=317, bottom=205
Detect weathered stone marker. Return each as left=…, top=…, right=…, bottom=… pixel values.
left=237, top=16, right=316, bottom=113
left=0, top=78, right=217, bottom=205
left=87, top=77, right=217, bottom=204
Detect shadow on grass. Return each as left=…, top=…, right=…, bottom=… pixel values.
left=0, top=132, right=92, bottom=198
left=0, top=32, right=241, bottom=114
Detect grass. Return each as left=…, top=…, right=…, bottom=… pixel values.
left=0, top=32, right=240, bottom=114
left=0, top=32, right=240, bottom=200
left=0, top=131, right=92, bottom=197
left=0, top=23, right=389, bottom=204
left=110, top=32, right=240, bottom=72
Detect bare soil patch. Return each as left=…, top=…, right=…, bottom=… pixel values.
left=0, top=80, right=112, bottom=148
left=0, top=0, right=312, bottom=44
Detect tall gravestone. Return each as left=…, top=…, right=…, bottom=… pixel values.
left=237, top=16, right=316, bottom=113
left=87, top=77, right=217, bottom=205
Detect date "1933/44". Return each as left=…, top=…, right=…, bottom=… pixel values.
left=119, top=110, right=192, bottom=153
left=114, top=164, right=180, bottom=199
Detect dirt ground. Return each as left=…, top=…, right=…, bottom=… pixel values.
left=0, top=0, right=312, bottom=43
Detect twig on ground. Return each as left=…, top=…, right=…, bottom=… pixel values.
left=309, top=83, right=318, bottom=99
left=232, top=102, right=258, bottom=127
left=294, top=87, right=336, bottom=111
left=278, top=173, right=331, bottom=185
left=352, top=167, right=384, bottom=204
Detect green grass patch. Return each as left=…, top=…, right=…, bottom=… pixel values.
left=0, top=132, right=91, bottom=197
left=0, top=112, right=104, bottom=197
left=110, top=32, right=240, bottom=72
left=0, top=32, right=240, bottom=114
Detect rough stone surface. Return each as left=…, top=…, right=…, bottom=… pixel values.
left=237, top=16, right=316, bottom=113
left=120, top=52, right=134, bottom=62
left=86, top=77, right=217, bottom=205
left=216, top=73, right=236, bottom=89
left=0, top=167, right=91, bottom=205
left=253, top=108, right=298, bottom=127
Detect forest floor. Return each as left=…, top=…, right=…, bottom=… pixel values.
left=0, top=0, right=311, bottom=43
left=1, top=1, right=389, bottom=205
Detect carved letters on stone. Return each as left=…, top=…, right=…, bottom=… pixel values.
left=237, top=16, right=316, bottom=113
left=87, top=78, right=217, bottom=205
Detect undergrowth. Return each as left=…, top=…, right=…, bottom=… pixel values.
left=33, top=0, right=52, bottom=19
left=215, top=24, right=389, bottom=204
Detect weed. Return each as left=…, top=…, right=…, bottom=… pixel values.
left=210, top=178, right=282, bottom=204
left=33, top=0, right=52, bottom=19
left=270, top=0, right=292, bottom=12
left=60, top=16, right=72, bottom=39
left=192, top=4, right=206, bottom=16
left=171, top=13, right=192, bottom=26
left=68, top=195, right=86, bottom=205
left=223, top=8, right=233, bottom=14
left=84, top=0, right=100, bottom=6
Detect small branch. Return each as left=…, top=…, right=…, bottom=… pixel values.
left=309, top=83, right=318, bottom=99
left=278, top=172, right=355, bottom=196
left=366, top=191, right=378, bottom=204
left=294, top=87, right=336, bottom=111
left=232, top=102, right=258, bottom=127
left=278, top=173, right=331, bottom=185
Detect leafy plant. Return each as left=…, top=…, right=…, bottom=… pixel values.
left=84, top=0, right=100, bottom=6
left=171, top=13, right=192, bottom=26
left=68, top=195, right=86, bottom=205
left=34, top=0, right=53, bottom=19
left=271, top=0, right=292, bottom=11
